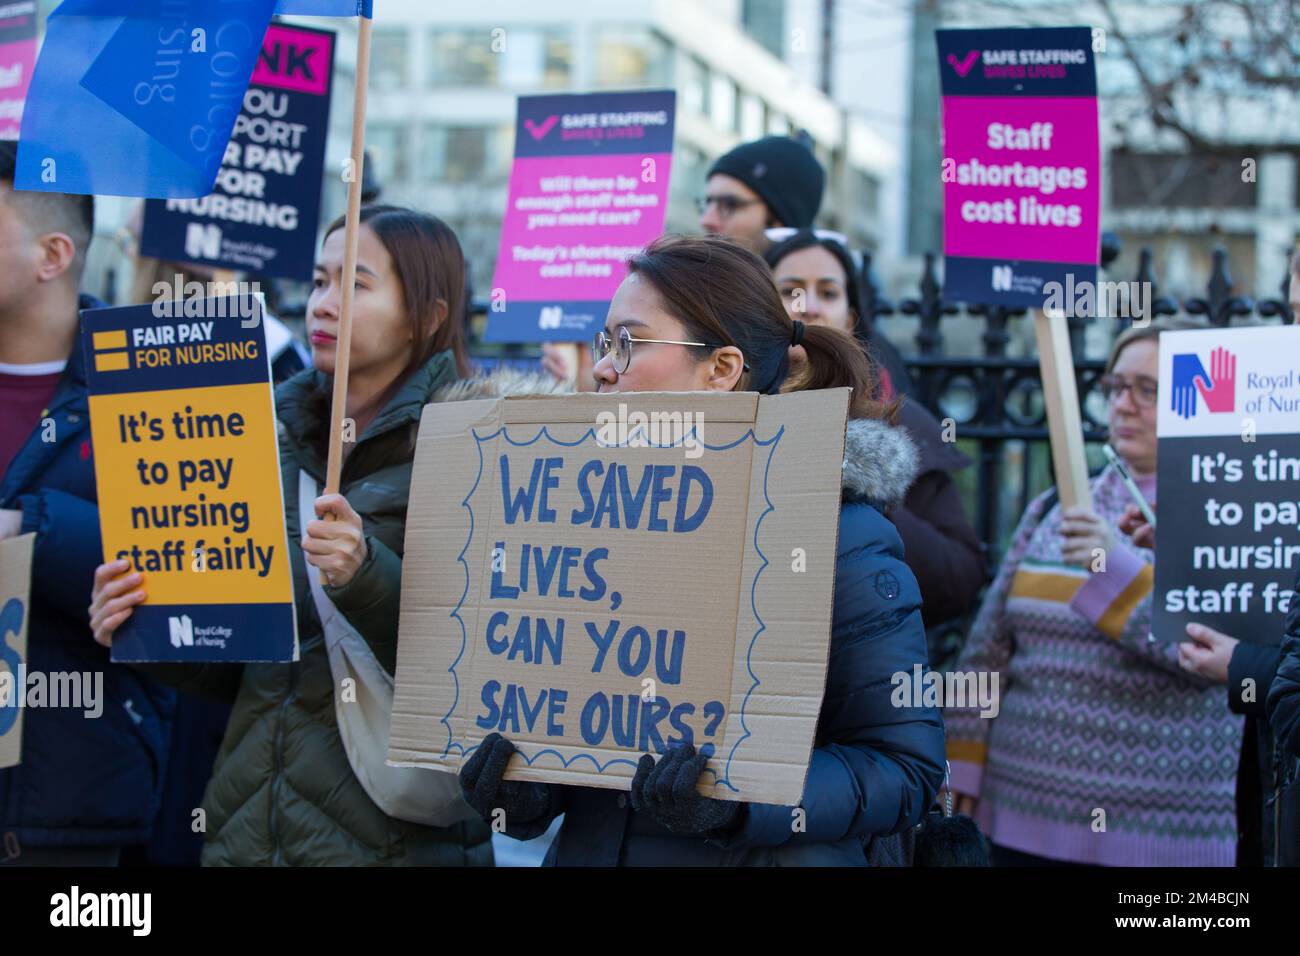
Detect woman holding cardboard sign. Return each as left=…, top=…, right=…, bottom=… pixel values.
left=88, top=206, right=497, bottom=866
left=458, top=234, right=946, bottom=866
left=945, top=319, right=1243, bottom=866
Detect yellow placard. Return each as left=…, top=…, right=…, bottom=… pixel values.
left=87, top=382, right=292, bottom=605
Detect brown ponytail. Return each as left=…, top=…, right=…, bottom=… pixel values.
left=784, top=322, right=896, bottom=422
left=626, top=234, right=889, bottom=420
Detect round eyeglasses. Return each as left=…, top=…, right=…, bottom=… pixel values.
left=592, top=326, right=726, bottom=375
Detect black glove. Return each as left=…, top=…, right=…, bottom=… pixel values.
left=629, top=742, right=742, bottom=836
left=459, top=732, right=555, bottom=838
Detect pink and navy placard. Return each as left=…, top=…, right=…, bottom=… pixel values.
left=937, top=27, right=1099, bottom=308
left=0, top=2, right=37, bottom=140
left=484, top=90, right=676, bottom=343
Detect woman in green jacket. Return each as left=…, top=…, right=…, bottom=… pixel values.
left=87, top=206, right=493, bottom=867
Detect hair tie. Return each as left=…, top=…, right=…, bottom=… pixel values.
left=790, top=319, right=806, bottom=347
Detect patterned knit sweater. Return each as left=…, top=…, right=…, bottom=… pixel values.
left=946, top=465, right=1243, bottom=866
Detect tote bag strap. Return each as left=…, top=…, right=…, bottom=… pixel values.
left=297, top=470, right=474, bottom=828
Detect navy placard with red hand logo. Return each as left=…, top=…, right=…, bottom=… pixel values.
left=1153, top=326, right=1300, bottom=644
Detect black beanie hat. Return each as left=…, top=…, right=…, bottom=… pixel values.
left=707, top=135, right=825, bottom=229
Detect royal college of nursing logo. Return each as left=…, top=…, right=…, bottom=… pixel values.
left=538, top=306, right=563, bottom=330
left=168, top=614, right=193, bottom=649
left=1170, top=346, right=1236, bottom=419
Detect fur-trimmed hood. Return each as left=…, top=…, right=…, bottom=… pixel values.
left=432, top=366, right=568, bottom=403
left=841, top=416, right=919, bottom=508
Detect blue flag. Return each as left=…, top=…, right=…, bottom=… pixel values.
left=275, top=0, right=372, bottom=14
left=16, top=0, right=370, bottom=199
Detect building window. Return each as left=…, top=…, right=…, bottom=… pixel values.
left=740, top=94, right=764, bottom=141
left=710, top=75, right=736, bottom=132
left=540, top=30, right=574, bottom=87
left=852, top=168, right=880, bottom=218
left=668, top=145, right=707, bottom=231
left=422, top=124, right=511, bottom=184
left=499, top=28, right=573, bottom=88
left=742, top=0, right=785, bottom=59
left=429, top=29, right=498, bottom=86
left=672, top=144, right=706, bottom=196
left=371, top=29, right=408, bottom=90
left=429, top=27, right=572, bottom=88
left=681, top=56, right=708, bottom=116
left=368, top=123, right=410, bottom=184
left=594, top=27, right=671, bottom=87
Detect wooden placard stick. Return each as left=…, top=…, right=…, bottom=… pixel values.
left=320, top=16, right=373, bottom=583
left=1033, top=306, right=1093, bottom=511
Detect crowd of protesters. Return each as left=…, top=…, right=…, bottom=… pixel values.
left=1, top=131, right=1298, bottom=868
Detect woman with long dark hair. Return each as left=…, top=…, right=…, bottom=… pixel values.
left=87, top=206, right=491, bottom=866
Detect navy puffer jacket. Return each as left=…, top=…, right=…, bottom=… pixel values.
left=0, top=298, right=175, bottom=850
left=502, top=417, right=947, bottom=866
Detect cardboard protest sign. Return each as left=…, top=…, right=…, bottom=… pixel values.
left=937, top=26, right=1100, bottom=308
left=482, top=90, right=676, bottom=343
left=81, top=295, right=296, bottom=662
left=139, top=24, right=336, bottom=280
left=0, top=1, right=37, bottom=140
left=390, top=390, right=849, bottom=806
left=0, top=533, right=34, bottom=769
left=1153, top=326, right=1300, bottom=644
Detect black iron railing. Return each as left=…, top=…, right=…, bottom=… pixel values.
left=865, top=243, right=1294, bottom=560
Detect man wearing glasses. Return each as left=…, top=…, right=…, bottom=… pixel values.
left=697, top=135, right=825, bottom=256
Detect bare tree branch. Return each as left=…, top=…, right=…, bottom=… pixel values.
left=946, top=0, right=1299, bottom=156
